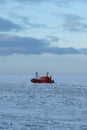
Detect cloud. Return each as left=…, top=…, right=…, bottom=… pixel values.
left=0, top=17, right=21, bottom=32
left=46, top=36, right=59, bottom=43
left=62, top=13, right=87, bottom=32
left=16, top=0, right=87, bottom=4
left=0, top=0, right=5, bottom=4
left=2, top=0, right=87, bottom=6
left=0, top=35, right=48, bottom=55
left=55, top=0, right=87, bottom=4
left=45, top=47, right=80, bottom=54
left=9, top=13, right=47, bottom=30
left=16, top=0, right=48, bottom=3
left=0, top=34, right=87, bottom=56
left=25, top=22, right=47, bottom=29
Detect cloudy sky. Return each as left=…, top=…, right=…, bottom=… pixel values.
left=0, top=0, right=87, bottom=75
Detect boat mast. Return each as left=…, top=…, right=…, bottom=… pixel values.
left=35, top=72, right=38, bottom=79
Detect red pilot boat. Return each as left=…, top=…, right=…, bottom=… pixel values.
left=31, top=72, right=54, bottom=83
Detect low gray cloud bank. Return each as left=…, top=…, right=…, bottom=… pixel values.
left=0, top=35, right=87, bottom=56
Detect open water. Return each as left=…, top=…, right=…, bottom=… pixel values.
left=0, top=75, right=87, bottom=130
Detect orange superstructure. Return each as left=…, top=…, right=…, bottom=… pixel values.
left=31, top=72, right=54, bottom=83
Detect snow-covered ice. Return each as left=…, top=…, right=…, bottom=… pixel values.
left=0, top=75, right=87, bottom=130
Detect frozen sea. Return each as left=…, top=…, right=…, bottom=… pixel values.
left=0, top=75, right=87, bottom=130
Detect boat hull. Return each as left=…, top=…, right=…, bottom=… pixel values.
left=31, top=78, right=54, bottom=83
